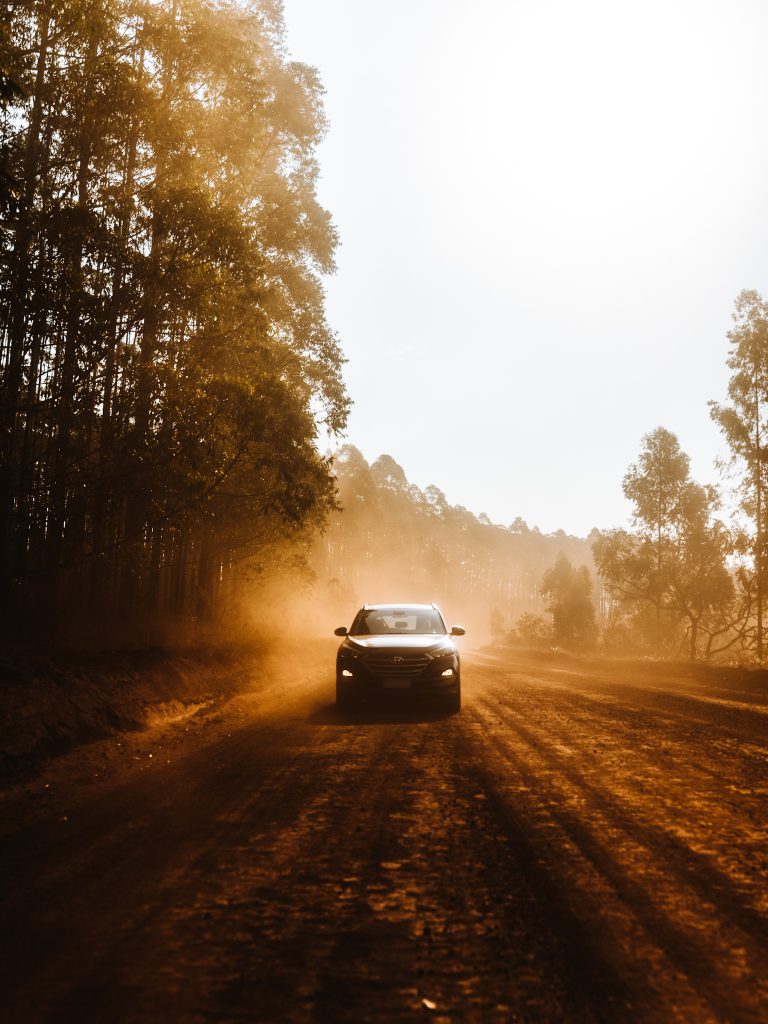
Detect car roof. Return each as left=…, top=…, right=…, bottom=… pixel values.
left=361, top=603, right=439, bottom=611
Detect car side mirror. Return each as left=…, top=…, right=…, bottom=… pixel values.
left=450, top=626, right=465, bottom=636
left=334, top=626, right=348, bottom=636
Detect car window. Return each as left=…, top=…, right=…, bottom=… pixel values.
left=350, top=608, right=447, bottom=635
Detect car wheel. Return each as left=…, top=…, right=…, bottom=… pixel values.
left=446, top=685, right=461, bottom=713
left=336, top=679, right=355, bottom=710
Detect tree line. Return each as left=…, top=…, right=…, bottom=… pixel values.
left=593, top=290, right=768, bottom=662
left=3, top=5, right=765, bottom=663
left=0, top=1, right=347, bottom=641
left=311, top=445, right=598, bottom=640
left=313, top=290, right=768, bottom=664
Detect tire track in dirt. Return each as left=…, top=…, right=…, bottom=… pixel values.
left=40, top=711, right=587, bottom=1022
left=471, top=654, right=768, bottom=740
left=461, top=664, right=768, bottom=1024
left=483, top=683, right=767, bottom=870
left=3, top=650, right=767, bottom=1023
left=489, top=704, right=768, bottom=938
left=469, top=660, right=768, bottom=839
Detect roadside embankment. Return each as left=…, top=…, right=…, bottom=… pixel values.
left=0, top=645, right=259, bottom=784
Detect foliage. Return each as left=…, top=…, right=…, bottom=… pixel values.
left=489, top=607, right=506, bottom=644
left=314, top=446, right=596, bottom=639
left=593, top=428, right=739, bottom=659
left=710, top=289, right=768, bottom=660
left=541, top=553, right=597, bottom=647
left=0, top=29, right=23, bottom=216
left=508, top=612, right=553, bottom=647
left=0, top=1, right=347, bottom=639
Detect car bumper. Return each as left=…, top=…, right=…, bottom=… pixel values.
left=336, top=667, right=459, bottom=699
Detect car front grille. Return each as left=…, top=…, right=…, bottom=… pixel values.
left=364, top=653, right=430, bottom=677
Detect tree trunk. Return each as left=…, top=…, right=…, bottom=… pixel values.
left=46, top=30, right=98, bottom=598
left=689, top=617, right=699, bottom=661
left=755, top=397, right=763, bottom=662
left=0, top=6, right=51, bottom=609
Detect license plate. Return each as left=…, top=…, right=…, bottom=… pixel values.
left=383, top=679, right=411, bottom=689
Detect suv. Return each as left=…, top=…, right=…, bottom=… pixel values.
left=334, top=603, right=465, bottom=712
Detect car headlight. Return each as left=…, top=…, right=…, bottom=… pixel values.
left=341, top=668, right=354, bottom=677
left=441, top=667, right=455, bottom=677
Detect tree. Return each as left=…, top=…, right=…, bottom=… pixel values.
left=593, top=428, right=735, bottom=659
left=0, top=1, right=348, bottom=638
left=621, top=426, right=693, bottom=639
left=623, top=427, right=690, bottom=560
left=0, top=24, right=23, bottom=216
left=370, top=454, right=407, bottom=490
left=311, top=449, right=597, bottom=638
left=710, top=290, right=768, bottom=661
left=541, top=553, right=596, bottom=646
left=489, top=607, right=506, bottom=644
left=509, top=612, right=552, bottom=647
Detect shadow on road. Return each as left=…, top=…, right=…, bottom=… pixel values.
left=308, top=702, right=456, bottom=726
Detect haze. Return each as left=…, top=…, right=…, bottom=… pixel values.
left=283, top=0, right=768, bottom=536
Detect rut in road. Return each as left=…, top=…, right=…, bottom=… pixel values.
left=1, top=650, right=767, bottom=1023
left=466, top=657, right=768, bottom=1023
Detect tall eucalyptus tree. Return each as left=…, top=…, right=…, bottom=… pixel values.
left=0, top=1, right=348, bottom=638
left=710, top=290, right=768, bottom=661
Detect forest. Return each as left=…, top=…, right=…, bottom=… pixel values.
left=2, top=2, right=768, bottom=664
left=589, top=290, right=768, bottom=663
left=309, top=444, right=598, bottom=643
left=0, top=0, right=347, bottom=642
left=308, top=287, right=768, bottom=664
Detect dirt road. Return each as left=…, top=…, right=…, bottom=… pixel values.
left=1, top=648, right=767, bottom=1023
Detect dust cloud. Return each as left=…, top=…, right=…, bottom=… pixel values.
left=234, top=446, right=594, bottom=652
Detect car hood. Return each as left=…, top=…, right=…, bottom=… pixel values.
left=344, top=635, right=455, bottom=652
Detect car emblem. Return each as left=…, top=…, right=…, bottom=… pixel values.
left=392, top=656, right=404, bottom=663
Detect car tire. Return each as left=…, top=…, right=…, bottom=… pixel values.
left=336, top=679, right=355, bottom=710
left=446, top=685, right=461, bottom=713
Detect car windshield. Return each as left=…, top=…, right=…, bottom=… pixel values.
left=350, top=607, right=447, bottom=636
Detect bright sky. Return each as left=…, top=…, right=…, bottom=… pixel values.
left=282, top=0, right=768, bottom=536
